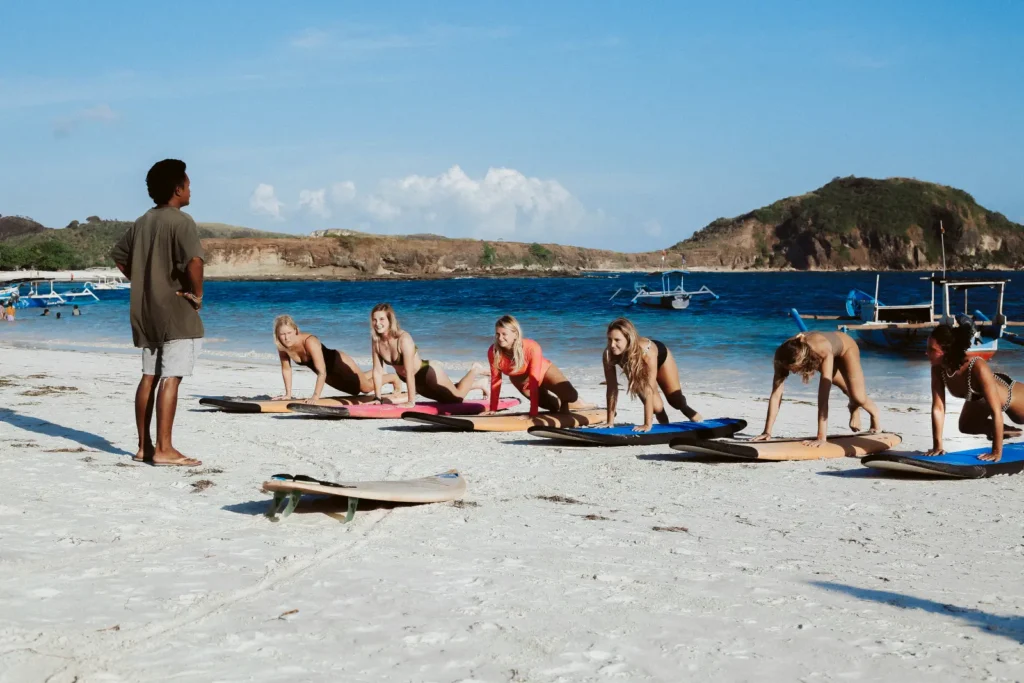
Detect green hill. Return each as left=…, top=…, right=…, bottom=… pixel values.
left=0, top=215, right=290, bottom=270
left=670, top=176, right=1024, bottom=270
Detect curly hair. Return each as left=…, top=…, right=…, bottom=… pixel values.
left=930, top=323, right=974, bottom=373
left=146, top=159, right=187, bottom=205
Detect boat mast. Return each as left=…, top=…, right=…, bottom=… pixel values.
left=940, top=220, right=947, bottom=278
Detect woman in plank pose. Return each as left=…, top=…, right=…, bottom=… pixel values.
left=925, top=323, right=1023, bottom=461
left=602, top=317, right=703, bottom=432
left=486, top=315, right=594, bottom=417
left=370, top=303, right=488, bottom=408
left=273, top=315, right=400, bottom=403
left=754, top=330, right=880, bottom=446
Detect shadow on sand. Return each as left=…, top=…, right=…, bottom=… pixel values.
left=224, top=496, right=405, bottom=520
left=812, top=580, right=1024, bottom=644
left=0, top=407, right=132, bottom=457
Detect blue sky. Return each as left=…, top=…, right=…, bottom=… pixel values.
left=1, top=0, right=1021, bottom=251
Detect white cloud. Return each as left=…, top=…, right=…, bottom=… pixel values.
left=52, top=103, right=119, bottom=137
left=298, top=188, right=329, bottom=217
left=330, top=181, right=357, bottom=203
left=320, top=165, right=591, bottom=239
left=250, top=183, right=284, bottom=219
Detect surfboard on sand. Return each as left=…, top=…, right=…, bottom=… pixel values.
left=669, top=432, right=902, bottom=461
left=862, top=442, right=1024, bottom=478
left=402, top=408, right=608, bottom=432
left=526, top=418, right=746, bottom=446
left=287, top=397, right=520, bottom=419
left=198, top=395, right=381, bottom=414
left=262, top=470, right=466, bottom=522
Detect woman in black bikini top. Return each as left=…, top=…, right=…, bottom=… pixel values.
left=273, top=314, right=399, bottom=401
left=926, top=323, right=1023, bottom=462
left=601, top=317, right=702, bottom=432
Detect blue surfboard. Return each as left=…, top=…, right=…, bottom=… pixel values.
left=526, top=418, right=746, bottom=446
left=862, top=442, right=1024, bottom=479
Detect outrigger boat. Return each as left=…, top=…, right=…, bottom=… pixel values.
left=610, top=270, right=719, bottom=310
left=791, top=273, right=1022, bottom=358
left=58, top=282, right=101, bottom=305
left=12, top=281, right=67, bottom=309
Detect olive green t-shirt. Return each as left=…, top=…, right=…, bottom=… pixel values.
left=110, top=207, right=205, bottom=347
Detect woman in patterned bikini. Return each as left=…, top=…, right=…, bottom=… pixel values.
left=925, top=323, right=1023, bottom=461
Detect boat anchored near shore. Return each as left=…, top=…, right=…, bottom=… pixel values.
left=610, top=270, right=719, bottom=310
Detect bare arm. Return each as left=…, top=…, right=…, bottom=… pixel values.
left=926, top=366, right=946, bottom=455
left=275, top=351, right=293, bottom=400
left=637, top=352, right=660, bottom=431
left=976, top=361, right=1005, bottom=460
left=177, top=257, right=205, bottom=310
left=399, top=334, right=419, bottom=406
left=814, top=354, right=835, bottom=441
left=304, top=337, right=328, bottom=402
left=371, top=339, right=384, bottom=400
left=756, top=371, right=787, bottom=439
left=603, top=352, right=618, bottom=426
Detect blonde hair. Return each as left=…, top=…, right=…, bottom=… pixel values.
left=273, top=314, right=300, bottom=352
left=774, top=334, right=821, bottom=383
left=370, top=303, right=402, bottom=341
left=607, top=317, right=651, bottom=398
left=492, top=315, right=526, bottom=374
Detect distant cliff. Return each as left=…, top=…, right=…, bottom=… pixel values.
left=202, top=234, right=665, bottom=279
left=669, top=177, right=1024, bottom=270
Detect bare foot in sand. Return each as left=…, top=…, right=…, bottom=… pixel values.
left=134, top=441, right=155, bottom=463
left=149, top=447, right=201, bottom=467
left=849, top=406, right=862, bottom=432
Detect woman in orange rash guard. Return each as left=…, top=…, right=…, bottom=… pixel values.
left=486, top=315, right=594, bottom=417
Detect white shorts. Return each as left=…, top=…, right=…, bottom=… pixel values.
left=142, top=338, right=202, bottom=377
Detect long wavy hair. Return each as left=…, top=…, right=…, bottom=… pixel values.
left=273, top=314, right=300, bottom=353
left=492, top=315, right=526, bottom=374
left=930, top=323, right=973, bottom=374
left=607, top=317, right=650, bottom=398
left=370, top=303, right=402, bottom=342
left=774, top=334, right=821, bottom=383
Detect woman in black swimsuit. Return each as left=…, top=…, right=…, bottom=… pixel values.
left=755, top=330, right=880, bottom=446
left=273, top=315, right=400, bottom=401
left=369, top=303, right=489, bottom=407
left=926, top=323, right=1023, bottom=461
left=601, top=317, right=703, bottom=432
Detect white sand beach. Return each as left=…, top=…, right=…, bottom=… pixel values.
left=2, top=346, right=1023, bottom=682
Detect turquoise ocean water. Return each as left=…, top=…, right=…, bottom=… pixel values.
left=2, top=272, right=1022, bottom=402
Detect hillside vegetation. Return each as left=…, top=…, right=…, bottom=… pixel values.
left=670, top=176, right=1024, bottom=270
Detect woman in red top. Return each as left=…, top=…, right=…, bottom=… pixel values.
left=487, top=315, right=593, bottom=417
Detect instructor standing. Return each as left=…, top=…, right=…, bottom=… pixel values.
left=112, top=159, right=204, bottom=467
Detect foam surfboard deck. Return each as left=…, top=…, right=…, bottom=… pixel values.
left=287, top=397, right=520, bottom=419
left=262, top=470, right=466, bottom=521
left=526, top=418, right=746, bottom=446
left=862, top=442, right=1024, bottom=478
left=669, top=432, right=902, bottom=461
left=402, top=408, right=608, bottom=432
left=198, top=395, right=380, bottom=414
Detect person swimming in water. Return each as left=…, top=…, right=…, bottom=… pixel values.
left=925, top=323, right=1023, bottom=461
left=369, top=303, right=488, bottom=408
left=486, top=315, right=594, bottom=417
left=272, top=314, right=400, bottom=402
left=601, top=317, right=703, bottom=432
left=754, top=330, right=881, bottom=446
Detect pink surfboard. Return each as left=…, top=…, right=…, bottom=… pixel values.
left=287, top=397, right=520, bottom=419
